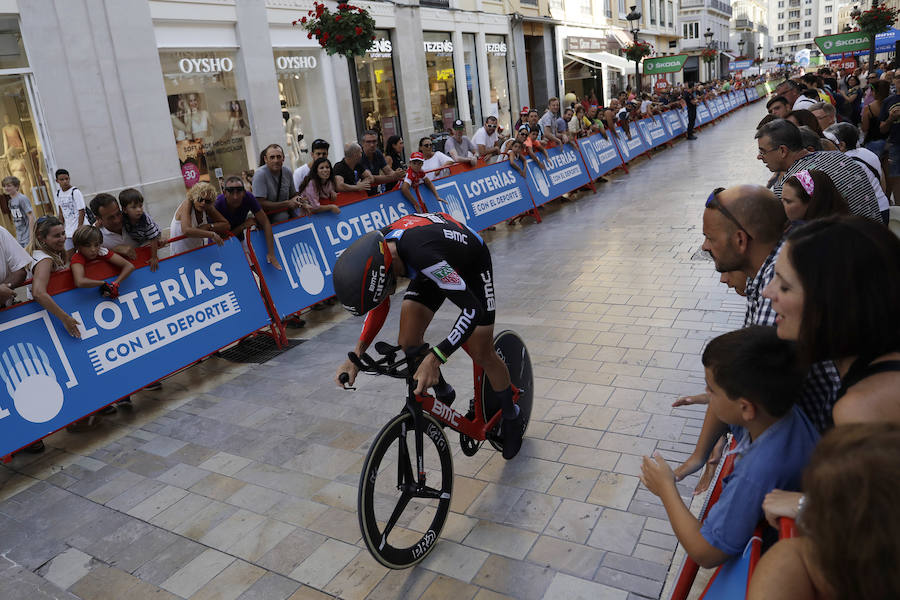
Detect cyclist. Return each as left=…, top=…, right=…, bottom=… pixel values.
left=333, top=212, right=524, bottom=459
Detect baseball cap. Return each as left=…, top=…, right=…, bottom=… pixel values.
left=452, top=119, right=465, bottom=130
left=409, top=152, right=425, bottom=162
left=520, top=106, right=529, bottom=115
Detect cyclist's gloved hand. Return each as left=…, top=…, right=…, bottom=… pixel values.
left=335, top=359, right=359, bottom=388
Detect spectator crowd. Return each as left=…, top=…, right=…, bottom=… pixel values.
left=2, top=63, right=898, bottom=598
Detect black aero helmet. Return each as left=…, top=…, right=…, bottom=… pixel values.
left=333, top=230, right=395, bottom=316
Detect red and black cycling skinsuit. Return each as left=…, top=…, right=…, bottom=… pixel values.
left=358, top=212, right=495, bottom=360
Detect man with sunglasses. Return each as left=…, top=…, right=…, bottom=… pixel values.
left=472, top=116, right=504, bottom=164
left=214, top=175, right=281, bottom=270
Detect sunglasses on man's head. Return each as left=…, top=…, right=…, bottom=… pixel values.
left=706, top=188, right=753, bottom=240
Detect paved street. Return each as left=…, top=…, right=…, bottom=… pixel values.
left=0, top=102, right=771, bottom=600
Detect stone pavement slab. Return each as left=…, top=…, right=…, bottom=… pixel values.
left=0, top=102, right=769, bottom=599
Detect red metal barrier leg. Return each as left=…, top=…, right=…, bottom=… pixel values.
left=246, top=230, right=288, bottom=348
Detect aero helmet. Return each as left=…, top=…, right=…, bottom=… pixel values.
left=333, top=230, right=395, bottom=316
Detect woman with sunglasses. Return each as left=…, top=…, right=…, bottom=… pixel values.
left=169, top=182, right=229, bottom=256
left=27, top=216, right=80, bottom=339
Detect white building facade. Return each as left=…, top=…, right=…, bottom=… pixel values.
left=679, top=0, right=733, bottom=82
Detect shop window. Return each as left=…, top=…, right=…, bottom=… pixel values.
left=274, top=49, right=331, bottom=171
left=485, top=35, right=511, bottom=133
left=0, top=75, right=54, bottom=238
left=353, top=30, right=402, bottom=147
left=159, top=50, right=251, bottom=192
left=462, top=34, right=483, bottom=129
left=424, top=32, right=458, bottom=134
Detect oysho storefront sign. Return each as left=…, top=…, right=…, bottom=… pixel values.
left=276, top=55, right=318, bottom=71
left=178, top=57, right=234, bottom=74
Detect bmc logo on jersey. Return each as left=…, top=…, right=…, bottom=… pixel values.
left=423, top=261, right=466, bottom=291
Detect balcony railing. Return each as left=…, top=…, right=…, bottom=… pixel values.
left=679, top=0, right=732, bottom=16
left=734, top=18, right=753, bottom=30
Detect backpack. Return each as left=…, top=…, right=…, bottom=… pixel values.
left=57, top=187, right=96, bottom=225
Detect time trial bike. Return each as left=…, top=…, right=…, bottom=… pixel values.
left=341, top=330, right=533, bottom=569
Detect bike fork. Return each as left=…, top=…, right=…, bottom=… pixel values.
left=410, top=399, right=427, bottom=488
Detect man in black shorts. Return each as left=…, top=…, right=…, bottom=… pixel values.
left=333, top=212, right=524, bottom=459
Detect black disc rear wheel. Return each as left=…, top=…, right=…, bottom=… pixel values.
left=358, top=411, right=453, bottom=569
left=482, top=330, right=534, bottom=453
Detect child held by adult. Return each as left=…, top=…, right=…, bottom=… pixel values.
left=119, top=188, right=165, bottom=271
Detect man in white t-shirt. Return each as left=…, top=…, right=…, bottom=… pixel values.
left=90, top=193, right=138, bottom=258
left=418, top=136, right=455, bottom=181
left=54, top=168, right=85, bottom=253
left=293, top=138, right=329, bottom=191
left=472, top=116, right=503, bottom=164
left=0, top=225, right=30, bottom=307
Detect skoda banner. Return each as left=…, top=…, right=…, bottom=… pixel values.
left=577, top=133, right=625, bottom=179
left=815, top=31, right=873, bottom=56
left=250, top=191, right=418, bottom=319
left=416, top=160, right=537, bottom=230
left=523, top=144, right=591, bottom=205
left=642, top=55, right=688, bottom=75
left=0, top=239, right=270, bottom=457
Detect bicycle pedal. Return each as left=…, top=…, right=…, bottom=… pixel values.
left=459, top=433, right=481, bottom=456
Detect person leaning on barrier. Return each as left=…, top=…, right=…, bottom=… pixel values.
left=253, top=143, right=303, bottom=223
left=90, top=193, right=138, bottom=260
left=444, top=120, right=478, bottom=167
left=360, top=129, right=403, bottom=196
left=169, top=182, right=229, bottom=255
left=0, top=220, right=31, bottom=308
left=538, top=96, right=564, bottom=146
left=824, top=122, right=891, bottom=223
left=471, top=115, right=503, bottom=164
left=214, top=175, right=282, bottom=269
left=756, top=119, right=883, bottom=222
left=333, top=142, right=374, bottom=194
left=418, top=137, right=454, bottom=180
left=498, top=135, right=527, bottom=179
left=398, top=152, right=443, bottom=207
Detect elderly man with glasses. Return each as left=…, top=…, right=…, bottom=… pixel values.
left=756, top=119, right=882, bottom=222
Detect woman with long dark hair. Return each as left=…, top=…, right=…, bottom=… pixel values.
left=298, top=157, right=340, bottom=215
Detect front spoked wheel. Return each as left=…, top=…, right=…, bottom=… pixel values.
left=358, top=410, right=453, bottom=569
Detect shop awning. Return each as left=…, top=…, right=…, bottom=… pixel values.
left=608, top=29, right=634, bottom=50
left=721, top=51, right=737, bottom=60
left=566, top=50, right=632, bottom=73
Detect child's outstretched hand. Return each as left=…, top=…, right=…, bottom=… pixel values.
left=640, top=451, right=676, bottom=498
left=149, top=256, right=159, bottom=272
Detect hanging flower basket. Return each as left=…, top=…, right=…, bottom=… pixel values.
left=294, top=2, right=377, bottom=58
left=752, top=56, right=763, bottom=65
left=854, top=4, right=899, bottom=35
left=624, top=41, right=653, bottom=62
left=701, top=48, right=718, bottom=64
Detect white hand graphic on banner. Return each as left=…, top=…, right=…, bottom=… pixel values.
left=445, top=193, right=468, bottom=225
left=291, top=242, right=325, bottom=295
left=0, top=343, right=64, bottom=423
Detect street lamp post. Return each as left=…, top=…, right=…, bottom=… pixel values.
left=703, top=27, right=714, bottom=82
left=626, top=5, right=642, bottom=93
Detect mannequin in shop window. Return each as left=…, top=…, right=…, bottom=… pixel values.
left=281, top=101, right=305, bottom=168
left=226, top=100, right=250, bottom=139
left=2, top=114, right=32, bottom=201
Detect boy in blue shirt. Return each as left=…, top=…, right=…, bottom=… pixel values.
left=640, top=326, right=819, bottom=568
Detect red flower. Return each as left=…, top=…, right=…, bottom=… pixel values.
left=316, top=4, right=324, bottom=16
left=336, top=34, right=344, bottom=41
left=355, top=26, right=362, bottom=35
left=371, top=35, right=376, bottom=40
left=301, top=16, right=307, bottom=23
left=322, top=32, right=330, bottom=41
left=292, top=19, right=297, bottom=25
left=335, top=15, right=341, bottom=21
left=308, top=10, right=313, bottom=15
left=307, top=32, right=313, bottom=39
